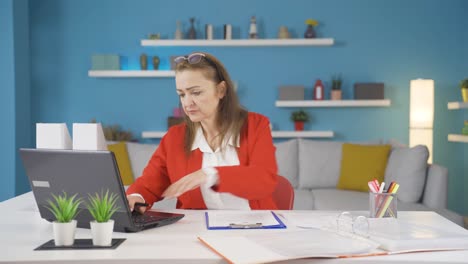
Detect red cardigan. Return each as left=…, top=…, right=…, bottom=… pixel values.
left=127, top=112, right=279, bottom=210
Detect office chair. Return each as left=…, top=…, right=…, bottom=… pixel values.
left=273, top=175, right=295, bottom=210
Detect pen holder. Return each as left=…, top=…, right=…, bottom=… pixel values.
left=369, top=192, right=397, bottom=218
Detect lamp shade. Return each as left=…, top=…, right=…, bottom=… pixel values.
left=410, top=79, right=434, bottom=128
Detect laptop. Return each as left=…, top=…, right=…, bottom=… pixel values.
left=19, top=148, right=184, bottom=232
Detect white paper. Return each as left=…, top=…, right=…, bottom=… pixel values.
left=207, top=211, right=280, bottom=227
left=36, top=123, right=72, bottom=149
left=199, top=229, right=379, bottom=263
left=72, top=123, right=107, bottom=150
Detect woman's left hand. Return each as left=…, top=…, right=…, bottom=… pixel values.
left=162, top=169, right=207, bottom=198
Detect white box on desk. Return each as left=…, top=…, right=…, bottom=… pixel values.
left=36, top=123, right=72, bottom=149
left=72, top=123, right=107, bottom=151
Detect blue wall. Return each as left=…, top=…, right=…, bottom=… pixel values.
left=0, top=0, right=31, bottom=201
left=0, top=0, right=16, bottom=201
left=2, top=0, right=466, bottom=213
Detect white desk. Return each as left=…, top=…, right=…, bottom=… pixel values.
left=1, top=192, right=468, bottom=264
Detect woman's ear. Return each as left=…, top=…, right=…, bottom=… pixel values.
left=217, top=81, right=227, bottom=99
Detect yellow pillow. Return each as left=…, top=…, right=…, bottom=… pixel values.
left=337, top=143, right=391, bottom=192
left=107, top=141, right=134, bottom=185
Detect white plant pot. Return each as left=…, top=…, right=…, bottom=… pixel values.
left=53, top=220, right=77, bottom=246
left=90, top=220, right=114, bottom=246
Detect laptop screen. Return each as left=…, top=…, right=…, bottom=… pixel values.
left=20, top=148, right=137, bottom=231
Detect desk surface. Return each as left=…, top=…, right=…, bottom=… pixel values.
left=1, top=192, right=468, bottom=264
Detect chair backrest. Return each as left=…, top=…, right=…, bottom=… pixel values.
left=273, top=175, right=295, bottom=210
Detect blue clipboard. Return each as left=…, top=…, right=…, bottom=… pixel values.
left=205, top=211, right=286, bottom=230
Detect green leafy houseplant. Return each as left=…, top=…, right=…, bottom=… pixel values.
left=90, top=119, right=134, bottom=141
left=332, top=75, right=342, bottom=90
left=86, top=190, right=120, bottom=223
left=290, top=110, right=310, bottom=122
left=45, top=192, right=82, bottom=223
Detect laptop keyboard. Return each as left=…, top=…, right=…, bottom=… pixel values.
left=132, top=211, right=167, bottom=224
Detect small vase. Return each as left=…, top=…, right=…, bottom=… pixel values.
left=187, top=17, right=196, bottom=39
left=140, top=54, right=148, bottom=70
left=90, top=220, right=114, bottom=246
left=462, top=88, right=468, bottom=102
left=294, top=121, right=304, bottom=131
left=175, top=20, right=183, bottom=40
left=53, top=220, right=77, bottom=246
left=152, top=56, right=160, bottom=70
left=331, top=90, right=342, bottom=100
left=278, top=26, right=290, bottom=39
left=304, top=25, right=316, bottom=38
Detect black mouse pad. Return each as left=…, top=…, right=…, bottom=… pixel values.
left=34, top=238, right=126, bottom=250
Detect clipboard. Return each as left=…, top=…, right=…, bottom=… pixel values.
left=205, top=211, right=286, bottom=230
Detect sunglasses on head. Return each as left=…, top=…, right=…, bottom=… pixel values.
left=174, top=53, right=207, bottom=65
left=174, top=53, right=224, bottom=81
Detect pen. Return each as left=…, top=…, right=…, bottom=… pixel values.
left=134, top=202, right=149, bottom=207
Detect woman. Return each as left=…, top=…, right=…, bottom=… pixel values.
left=126, top=52, right=279, bottom=212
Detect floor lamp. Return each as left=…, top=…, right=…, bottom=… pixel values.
left=409, top=79, right=434, bottom=163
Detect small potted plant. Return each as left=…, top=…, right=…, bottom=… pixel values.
left=45, top=192, right=82, bottom=246
left=86, top=190, right=119, bottom=246
left=290, top=110, right=309, bottom=131
left=460, top=78, right=468, bottom=102
left=331, top=74, right=343, bottom=100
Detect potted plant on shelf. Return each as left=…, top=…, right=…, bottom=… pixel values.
left=290, top=110, right=309, bottom=131
left=86, top=190, right=119, bottom=246
left=460, top=78, right=468, bottom=102
left=331, top=74, right=343, bottom=100
left=45, top=192, right=82, bottom=246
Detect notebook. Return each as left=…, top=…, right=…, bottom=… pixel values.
left=19, top=148, right=184, bottom=232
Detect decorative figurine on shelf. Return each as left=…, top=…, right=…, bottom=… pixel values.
left=187, top=17, right=196, bottom=39
left=277, top=26, right=290, bottom=39
left=140, top=53, right=148, bottom=70
left=175, top=20, right=183, bottom=40
left=331, top=74, right=343, bottom=100
left=304, top=18, right=319, bottom=38
left=460, top=78, right=468, bottom=102
left=249, top=16, right=258, bottom=39
left=290, top=110, right=310, bottom=131
left=152, top=56, right=160, bottom=70
left=313, top=79, right=324, bottom=100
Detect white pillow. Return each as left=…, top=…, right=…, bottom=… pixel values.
left=274, top=139, right=298, bottom=188
left=126, top=142, right=158, bottom=179
left=384, top=145, right=429, bottom=203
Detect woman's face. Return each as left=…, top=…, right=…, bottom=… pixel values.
left=175, top=70, right=225, bottom=124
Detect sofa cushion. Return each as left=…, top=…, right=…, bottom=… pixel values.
left=337, top=143, right=391, bottom=192
left=107, top=142, right=134, bottom=185
left=126, top=142, right=158, bottom=179
left=292, top=189, right=315, bottom=210
left=274, top=139, right=298, bottom=188
left=384, top=145, right=429, bottom=203
left=298, top=139, right=343, bottom=189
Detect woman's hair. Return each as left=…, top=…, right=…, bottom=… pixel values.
left=175, top=52, right=247, bottom=156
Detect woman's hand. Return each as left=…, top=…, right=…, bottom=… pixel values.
left=126, top=195, right=147, bottom=214
left=162, top=169, right=207, bottom=198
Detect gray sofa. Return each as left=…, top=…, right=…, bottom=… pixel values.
left=123, top=139, right=463, bottom=226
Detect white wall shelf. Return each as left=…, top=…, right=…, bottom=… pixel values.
left=88, top=70, right=175, bottom=78
left=271, top=131, right=334, bottom=138
left=275, top=99, right=391, bottom=107
left=141, top=38, right=334, bottom=47
left=142, top=130, right=333, bottom=139
left=448, top=134, right=468, bottom=143
left=447, top=102, right=468, bottom=110
left=142, top=131, right=167, bottom=138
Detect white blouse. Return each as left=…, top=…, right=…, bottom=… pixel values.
left=193, top=126, right=251, bottom=210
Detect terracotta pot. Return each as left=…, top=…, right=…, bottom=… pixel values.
left=331, top=90, right=342, bottom=100
left=294, top=122, right=304, bottom=131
